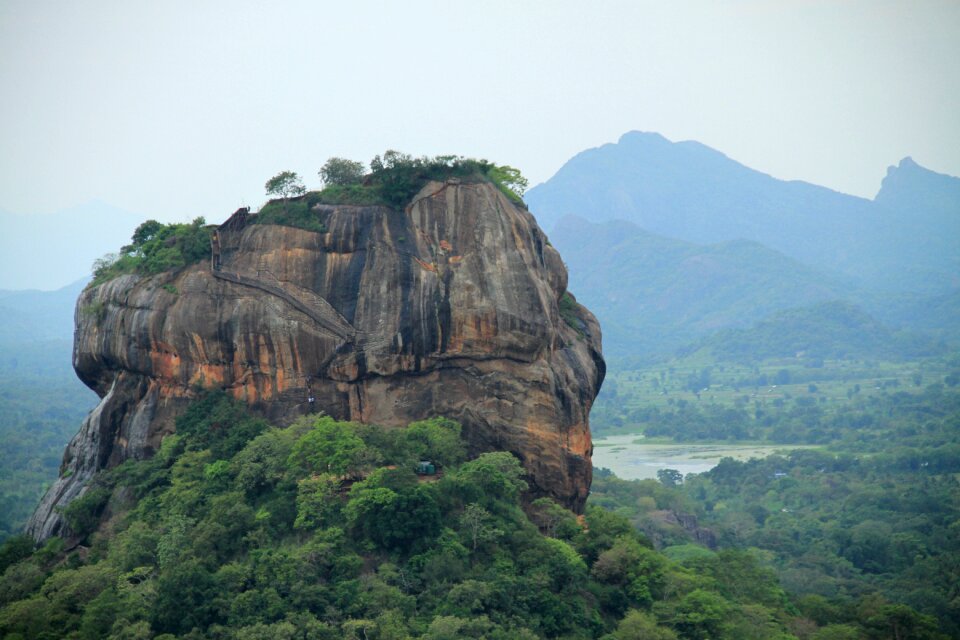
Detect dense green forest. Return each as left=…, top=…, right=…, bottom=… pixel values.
left=0, top=280, right=99, bottom=539
left=586, top=361, right=960, bottom=638
left=596, top=377, right=960, bottom=445
left=590, top=409, right=960, bottom=637
left=680, top=301, right=942, bottom=363
left=1, top=391, right=954, bottom=639
left=0, top=393, right=872, bottom=640
left=589, top=301, right=959, bottom=439
left=0, top=341, right=97, bottom=539
left=580, top=302, right=960, bottom=638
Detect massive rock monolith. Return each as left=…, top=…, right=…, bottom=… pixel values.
left=29, top=180, right=604, bottom=540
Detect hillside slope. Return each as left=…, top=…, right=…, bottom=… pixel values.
left=686, top=300, right=941, bottom=363
left=550, top=216, right=851, bottom=358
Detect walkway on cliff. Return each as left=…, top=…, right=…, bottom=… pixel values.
left=212, top=269, right=354, bottom=340
left=211, top=267, right=395, bottom=354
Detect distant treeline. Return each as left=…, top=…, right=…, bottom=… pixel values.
left=601, top=384, right=960, bottom=445
left=682, top=301, right=943, bottom=364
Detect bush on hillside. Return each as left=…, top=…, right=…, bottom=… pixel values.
left=90, top=217, right=211, bottom=285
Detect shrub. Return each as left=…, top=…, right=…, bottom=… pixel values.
left=320, top=157, right=365, bottom=186
left=254, top=195, right=328, bottom=233
left=91, top=218, right=211, bottom=285
left=287, top=416, right=379, bottom=478
left=366, top=151, right=528, bottom=208
left=559, top=292, right=585, bottom=337
left=61, top=486, right=112, bottom=539
left=174, top=391, right=268, bottom=460
left=265, top=171, right=306, bottom=199
left=0, top=535, right=34, bottom=574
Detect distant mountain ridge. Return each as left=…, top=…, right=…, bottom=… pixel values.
left=0, top=278, right=88, bottom=344
left=875, top=156, right=960, bottom=213
left=549, top=216, right=854, bottom=358
left=687, top=300, right=941, bottom=364
left=862, top=287, right=960, bottom=338
left=0, top=201, right=142, bottom=290
left=864, top=157, right=960, bottom=290
left=528, top=131, right=960, bottom=294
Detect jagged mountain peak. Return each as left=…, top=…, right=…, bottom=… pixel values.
left=875, top=155, right=960, bottom=207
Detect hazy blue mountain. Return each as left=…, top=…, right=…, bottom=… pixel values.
left=0, top=277, right=93, bottom=390
left=528, top=131, right=959, bottom=294
left=0, top=200, right=142, bottom=290
left=875, top=156, right=960, bottom=216
left=551, top=216, right=853, bottom=358
left=860, top=287, right=960, bottom=341
left=687, top=300, right=941, bottom=364
left=862, top=158, right=960, bottom=291
left=0, top=278, right=88, bottom=344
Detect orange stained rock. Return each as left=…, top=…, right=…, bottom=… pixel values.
left=277, top=247, right=315, bottom=268
left=254, top=335, right=277, bottom=376
left=565, top=423, right=592, bottom=458
left=189, top=333, right=209, bottom=363
left=150, top=350, right=181, bottom=381
left=154, top=340, right=178, bottom=355
left=187, top=363, right=226, bottom=388
left=231, top=383, right=253, bottom=404
left=272, top=367, right=286, bottom=394
left=523, top=417, right=565, bottom=443
left=160, top=383, right=192, bottom=399
left=414, top=257, right=437, bottom=273
left=446, top=312, right=500, bottom=353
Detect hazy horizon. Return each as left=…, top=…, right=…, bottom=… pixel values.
left=2, top=128, right=957, bottom=292
left=2, top=1, right=958, bottom=224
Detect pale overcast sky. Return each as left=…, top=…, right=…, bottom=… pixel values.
left=1, top=0, right=958, bottom=223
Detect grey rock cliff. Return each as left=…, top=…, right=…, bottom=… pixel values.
left=29, top=180, right=604, bottom=540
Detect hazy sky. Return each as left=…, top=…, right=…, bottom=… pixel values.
left=2, top=0, right=958, bottom=223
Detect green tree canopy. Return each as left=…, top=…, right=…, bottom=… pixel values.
left=403, top=417, right=467, bottom=469
left=287, top=416, right=379, bottom=478
left=449, top=451, right=528, bottom=505
left=319, top=157, right=365, bottom=186
left=91, top=217, right=211, bottom=284
left=486, top=164, right=529, bottom=197
left=607, top=609, right=679, bottom=640
left=264, top=171, right=306, bottom=200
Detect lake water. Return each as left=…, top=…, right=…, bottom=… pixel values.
left=592, top=433, right=807, bottom=480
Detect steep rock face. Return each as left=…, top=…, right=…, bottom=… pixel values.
left=29, top=180, right=604, bottom=540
